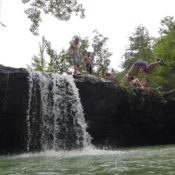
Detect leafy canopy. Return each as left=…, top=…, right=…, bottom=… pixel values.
left=152, top=16, right=175, bottom=90
left=22, top=0, right=85, bottom=35
left=122, top=25, right=154, bottom=72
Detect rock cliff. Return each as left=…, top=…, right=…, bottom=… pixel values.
left=74, top=75, right=175, bottom=148
left=0, top=65, right=175, bottom=154
left=0, top=65, right=29, bottom=154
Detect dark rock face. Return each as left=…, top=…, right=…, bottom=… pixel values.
left=0, top=65, right=29, bottom=154
left=74, top=74, right=175, bottom=148
left=1, top=65, right=175, bottom=154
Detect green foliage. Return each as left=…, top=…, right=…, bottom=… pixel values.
left=153, top=16, right=175, bottom=90
left=22, top=0, right=85, bottom=35
left=92, top=30, right=112, bottom=75
left=122, top=25, right=154, bottom=72
left=119, top=81, right=137, bottom=96
left=115, top=71, right=126, bottom=83
left=54, top=49, right=72, bottom=74
left=28, top=36, right=72, bottom=74
left=28, top=36, right=47, bottom=71
left=120, top=17, right=175, bottom=91
left=79, top=36, right=90, bottom=57
left=46, top=41, right=72, bottom=74
left=159, top=16, right=175, bottom=35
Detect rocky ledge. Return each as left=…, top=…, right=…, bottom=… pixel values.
left=74, top=74, right=175, bottom=148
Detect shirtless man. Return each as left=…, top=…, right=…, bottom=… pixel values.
left=70, top=38, right=81, bottom=75
left=123, top=58, right=166, bottom=83
left=83, top=52, right=93, bottom=74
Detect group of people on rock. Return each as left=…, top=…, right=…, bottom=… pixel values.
left=69, top=37, right=115, bottom=78
left=69, top=37, right=167, bottom=89
left=69, top=37, right=93, bottom=75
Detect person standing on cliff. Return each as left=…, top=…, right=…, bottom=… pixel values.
left=83, top=52, right=93, bottom=74
left=69, top=38, right=81, bottom=75
left=122, top=58, right=166, bottom=83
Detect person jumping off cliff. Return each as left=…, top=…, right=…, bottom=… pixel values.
left=122, top=58, right=166, bottom=83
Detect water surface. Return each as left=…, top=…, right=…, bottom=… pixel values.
left=0, top=145, right=175, bottom=175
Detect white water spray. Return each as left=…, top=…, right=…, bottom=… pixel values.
left=27, top=71, right=91, bottom=151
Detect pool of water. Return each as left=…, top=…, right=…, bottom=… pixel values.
left=0, top=145, right=175, bottom=175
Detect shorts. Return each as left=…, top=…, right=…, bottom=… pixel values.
left=130, top=81, right=136, bottom=87
left=134, top=60, right=148, bottom=67
left=86, top=63, right=92, bottom=74
left=106, top=73, right=111, bottom=77
left=72, top=53, right=81, bottom=66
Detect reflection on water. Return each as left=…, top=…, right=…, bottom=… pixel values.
left=0, top=145, right=175, bottom=175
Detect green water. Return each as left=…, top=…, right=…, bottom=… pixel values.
left=0, top=145, right=175, bottom=175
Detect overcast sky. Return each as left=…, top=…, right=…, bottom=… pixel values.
left=0, top=0, right=175, bottom=71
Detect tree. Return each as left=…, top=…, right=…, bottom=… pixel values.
left=159, top=16, right=175, bottom=35
left=152, top=16, right=175, bottom=90
left=28, top=36, right=47, bottom=72
left=22, top=0, right=85, bottom=35
left=50, top=49, right=72, bottom=74
left=122, top=25, right=154, bottom=72
left=45, top=41, right=72, bottom=74
left=92, top=30, right=112, bottom=76
left=28, top=36, right=71, bottom=74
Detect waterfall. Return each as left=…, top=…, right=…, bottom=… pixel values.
left=27, top=71, right=91, bottom=151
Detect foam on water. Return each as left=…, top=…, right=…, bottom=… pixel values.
left=12, top=146, right=125, bottom=159
left=1, top=146, right=175, bottom=175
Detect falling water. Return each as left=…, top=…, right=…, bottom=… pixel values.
left=27, top=71, right=91, bottom=152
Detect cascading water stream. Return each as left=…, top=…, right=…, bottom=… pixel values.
left=27, top=71, right=91, bottom=152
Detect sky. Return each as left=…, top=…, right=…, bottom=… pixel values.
left=0, top=0, right=175, bottom=71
